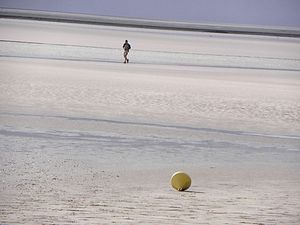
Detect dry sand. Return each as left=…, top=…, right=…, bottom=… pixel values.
left=0, top=18, right=300, bottom=224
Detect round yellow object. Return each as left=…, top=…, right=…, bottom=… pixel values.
left=171, top=171, right=191, bottom=191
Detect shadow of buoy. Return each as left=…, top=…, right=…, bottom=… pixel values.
left=171, top=171, right=191, bottom=191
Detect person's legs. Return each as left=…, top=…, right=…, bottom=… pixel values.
left=123, top=50, right=129, bottom=63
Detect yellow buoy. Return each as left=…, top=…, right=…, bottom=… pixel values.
left=171, top=171, right=191, bottom=191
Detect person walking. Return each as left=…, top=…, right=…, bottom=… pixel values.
left=123, top=40, right=131, bottom=63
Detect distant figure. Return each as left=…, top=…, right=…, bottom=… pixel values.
left=123, top=40, right=131, bottom=63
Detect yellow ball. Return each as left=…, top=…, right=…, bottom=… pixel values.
left=171, top=171, right=191, bottom=191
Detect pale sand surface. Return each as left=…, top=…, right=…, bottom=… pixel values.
left=1, top=19, right=300, bottom=224
left=1, top=58, right=299, bottom=225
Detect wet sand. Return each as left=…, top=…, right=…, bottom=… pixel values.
left=1, top=18, right=300, bottom=224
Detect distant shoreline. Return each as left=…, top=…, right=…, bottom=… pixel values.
left=1, top=8, right=300, bottom=38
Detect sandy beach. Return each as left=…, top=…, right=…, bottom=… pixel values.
left=1, top=17, right=300, bottom=224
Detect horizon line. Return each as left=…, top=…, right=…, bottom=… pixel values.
left=1, top=8, right=300, bottom=38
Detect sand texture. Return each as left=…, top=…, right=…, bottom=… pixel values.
left=1, top=18, right=300, bottom=224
